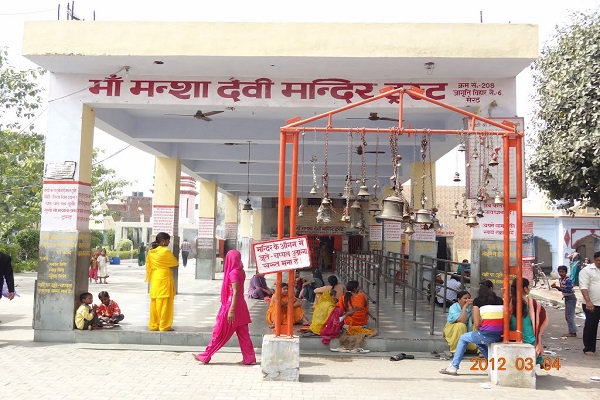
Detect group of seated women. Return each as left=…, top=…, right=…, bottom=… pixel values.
left=264, top=272, right=377, bottom=344
left=440, top=278, right=548, bottom=376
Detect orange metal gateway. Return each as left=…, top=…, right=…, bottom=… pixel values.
left=274, top=86, right=524, bottom=340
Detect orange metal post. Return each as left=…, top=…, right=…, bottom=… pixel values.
left=502, top=135, right=511, bottom=342
left=286, top=132, right=300, bottom=333
left=515, top=134, right=524, bottom=338
left=275, top=131, right=287, bottom=337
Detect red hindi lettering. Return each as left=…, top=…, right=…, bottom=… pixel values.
left=88, top=75, right=123, bottom=96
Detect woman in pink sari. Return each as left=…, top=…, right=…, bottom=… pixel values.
left=193, top=250, right=256, bottom=365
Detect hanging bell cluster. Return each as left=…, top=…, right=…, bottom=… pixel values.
left=340, top=206, right=351, bottom=223
left=316, top=197, right=332, bottom=224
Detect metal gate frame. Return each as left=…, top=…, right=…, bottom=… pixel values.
left=274, top=85, right=524, bottom=342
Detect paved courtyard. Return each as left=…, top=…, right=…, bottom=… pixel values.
left=1, top=259, right=599, bottom=399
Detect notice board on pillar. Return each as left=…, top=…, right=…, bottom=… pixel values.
left=253, top=236, right=311, bottom=274
left=476, top=240, right=516, bottom=289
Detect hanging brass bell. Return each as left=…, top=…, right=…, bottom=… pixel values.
left=460, top=209, right=469, bottom=218
left=343, top=185, right=355, bottom=199
left=368, top=201, right=381, bottom=215
left=378, top=196, right=404, bottom=222
left=403, top=223, right=415, bottom=235
left=242, top=200, right=253, bottom=211
left=431, top=216, right=441, bottom=230
left=321, top=207, right=332, bottom=224
left=489, top=158, right=499, bottom=167
left=415, top=208, right=433, bottom=224
left=466, top=214, right=479, bottom=227
left=476, top=207, right=485, bottom=218
left=298, top=205, right=304, bottom=218
left=472, top=150, right=479, bottom=159
left=453, top=172, right=461, bottom=182
left=451, top=208, right=460, bottom=218
left=494, top=194, right=503, bottom=204
left=310, top=185, right=317, bottom=195
left=321, top=197, right=331, bottom=205
left=401, top=207, right=413, bottom=222
left=355, top=218, right=365, bottom=230
left=457, top=143, right=466, bottom=152
left=351, top=200, right=361, bottom=210
left=340, top=213, right=350, bottom=223
left=357, top=185, right=370, bottom=197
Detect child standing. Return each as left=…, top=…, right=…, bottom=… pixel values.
left=97, top=291, right=125, bottom=325
left=89, top=255, right=99, bottom=284
left=75, top=292, right=103, bottom=330
left=97, top=248, right=110, bottom=284
left=551, top=265, right=577, bottom=337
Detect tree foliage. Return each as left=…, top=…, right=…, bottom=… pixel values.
left=90, top=230, right=104, bottom=249
left=0, top=48, right=130, bottom=240
left=528, top=11, right=600, bottom=211
left=91, top=148, right=130, bottom=218
left=14, top=228, right=40, bottom=259
left=0, top=48, right=45, bottom=239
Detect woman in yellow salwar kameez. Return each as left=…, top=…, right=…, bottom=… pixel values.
left=146, top=232, right=178, bottom=331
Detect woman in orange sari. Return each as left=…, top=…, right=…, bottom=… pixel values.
left=338, top=280, right=376, bottom=328
left=266, top=283, right=310, bottom=327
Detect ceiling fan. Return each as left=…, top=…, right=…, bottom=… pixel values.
left=164, top=109, right=224, bottom=122
left=346, top=112, right=399, bottom=122
left=356, top=145, right=385, bottom=155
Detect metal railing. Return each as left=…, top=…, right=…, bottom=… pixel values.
left=336, top=251, right=468, bottom=336
left=336, top=252, right=380, bottom=330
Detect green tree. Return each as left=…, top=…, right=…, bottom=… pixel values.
left=106, top=229, right=116, bottom=249
left=14, top=228, right=40, bottom=259
left=90, top=230, right=104, bottom=249
left=91, top=148, right=130, bottom=218
left=0, top=48, right=45, bottom=239
left=0, top=48, right=130, bottom=239
left=527, top=11, right=600, bottom=211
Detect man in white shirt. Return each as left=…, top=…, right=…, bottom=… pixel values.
left=580, top=251, right=600, bottom=356
left=435, top=273, right=462, bottom=308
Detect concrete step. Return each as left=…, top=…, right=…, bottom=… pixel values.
left=34, top=326, right=448, bottom=354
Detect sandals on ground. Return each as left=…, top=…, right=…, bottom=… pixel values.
left=390, top=353, right=415, bottom=361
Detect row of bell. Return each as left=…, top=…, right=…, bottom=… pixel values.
left=376, top=196, right=443, bottom=231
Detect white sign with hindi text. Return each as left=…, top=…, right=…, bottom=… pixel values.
left=253, top=236, right=311, bottom=274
